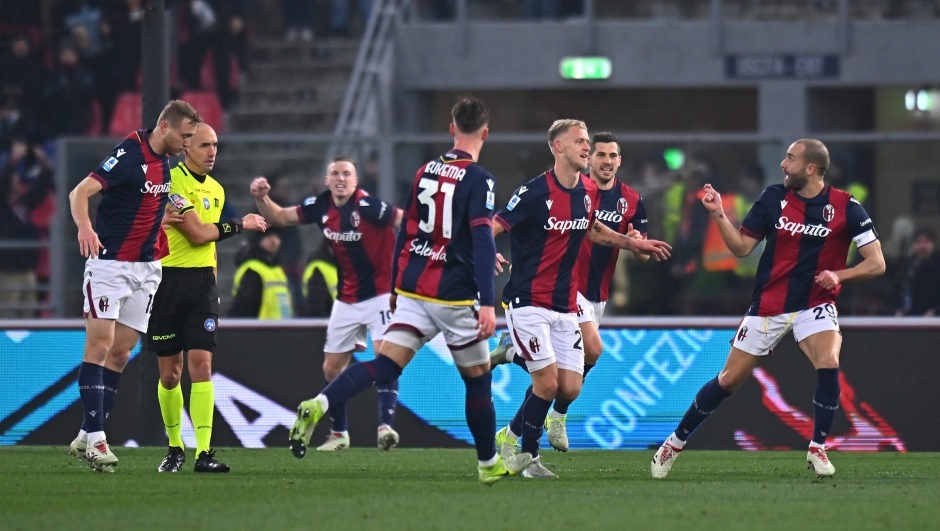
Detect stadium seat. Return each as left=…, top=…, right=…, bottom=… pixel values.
left=108, top=92, right=142, bottom=137
left=179, top=91, right=224, bottom=132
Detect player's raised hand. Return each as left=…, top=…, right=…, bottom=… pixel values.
left=633, top=238, right=672, bottom=261
left=249, top=177, right=271, bottom=199
left=77, top=225, right=104, bottom=258
left=162, top=205, right=186, bottom=229
left=814, top=270, right=841, bottom=290
left=701, top=184, right=724, bottom=216
left=476, top=306, right=496, bottom=340
left=495, top=252, right=510, bottom=274
left=242, top=213, right=267, bottom=231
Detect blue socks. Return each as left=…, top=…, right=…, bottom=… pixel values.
left=812, top=368, right=841, bottom=445
left=509, top=385, right=533, bottom=436
left=463, top=372, right=497, bottom=461
left=520, top=391, right=553, bottom=458
left=101, top=367, right=121, bottom=421
left=675, top=377, right=732, bottom=441
left=78, top=362, right=105, bottom=433
left=325, top=378, right=348, bottom=432
left=322, top=355, right=402, bottom=411
left=376, top=379, right=399, bottom=427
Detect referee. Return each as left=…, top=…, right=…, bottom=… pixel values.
left=147, top=124, right=266, bottom=473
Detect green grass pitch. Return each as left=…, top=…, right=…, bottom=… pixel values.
left=1, top=447, right=937, bottom=530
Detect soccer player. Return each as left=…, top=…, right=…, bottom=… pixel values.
left=650, top=139, right=886, bottom=479
left=287, top=96, right=534, bottom=485
left=490, top=132, right=649, bottom=453
left=492, top=120, right=671, bottom=478
left=148, top=124, right=267, bottom=473
left=250, top=156, right=404, bottom=451
left=67, top=100, right=201, bottom=472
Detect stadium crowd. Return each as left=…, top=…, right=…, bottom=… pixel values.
left=1, top=1, right=937, bottom=319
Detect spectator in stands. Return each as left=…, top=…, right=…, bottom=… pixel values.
left=331, top=0, right=373, bottom=36
left=264, top=174, right=304, bottom=313
left=0, top=96, right=30, bottom=153
left=0, top=140, right=40, bottom=318
left=303, top=239, right=338, bottom=317
left=180, top=0, right=250, bottom=109
left=896, top=227, right=940, bottom=317
left=60, top=1, right=106, bottom=56
left=106, top=0, right=145, bottom=94
left=283, top=0, right=316, bottom=42
left=230, top=228, right=294, bottom=319
left=39, top=42, right=96, bottom=138
left=0, top=34, right=45, bottom=124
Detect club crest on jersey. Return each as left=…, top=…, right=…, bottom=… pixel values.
left=203, top=198, right=211, bottom=210
left=617, top=197, right=629, bottom=214
left=584, top=194, right=592, bottom=213
left=98, top=296, right=109, bottom=313
left=823, top=204, right=835, bottom=222
left=204, top=318, right=216, bottom=332
left=529, top=337, right=541, bottom=353
left=350, top=211, right=360, bottom=227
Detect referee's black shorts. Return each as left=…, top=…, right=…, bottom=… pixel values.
left=146, top=267, right=220, bottom=356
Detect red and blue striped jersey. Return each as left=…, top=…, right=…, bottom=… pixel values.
left=393, top=149, right=496, bottom=305
left=495, top=171, right=598, bottom=314
left=739, top=184, right=878, bottom=316
left=87, top=129, right=170, bottom=262
left=577, top=181, right=647, bottom=303
left=296, top=188, right=397, bottom=304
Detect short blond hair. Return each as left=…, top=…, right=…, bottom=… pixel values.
left=156, top=100, right=201, bottom=129
left=547, top=119, right=588, bottom=147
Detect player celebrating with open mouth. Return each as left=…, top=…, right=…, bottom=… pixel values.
left=651, top=139, right=886, bottom=479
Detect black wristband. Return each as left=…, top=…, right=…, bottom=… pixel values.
left=214, top=218, right=243, bottom=241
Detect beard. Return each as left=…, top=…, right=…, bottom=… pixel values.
left=784, top=167, right=809, bottom=190
left=591, top=166, right=615, bottom=185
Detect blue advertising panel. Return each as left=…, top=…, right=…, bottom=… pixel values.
left=2, top=323, right=935, bottom=451
left=353, top=328, right=730, bottom=450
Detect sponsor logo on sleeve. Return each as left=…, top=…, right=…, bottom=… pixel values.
left=359, top=199, right=369, bottom=207
left=486, top=191, right=495, bottom=210
left=102, top=157, right=118, bottom=172
left=116, top=149, right=126, bottom=158
left=303, top=196, right=317, bottom=206
left=204, top=318, right=217, bottom=332
left=506, top=195, right=521, bottom=211
left=168, top=193, right=191, bottom=210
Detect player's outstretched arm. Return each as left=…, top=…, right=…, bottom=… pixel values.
left=69, top=176, right=104, bottom=258
left=249, top=177, right=300, bottom=226
left=701, top=184, right=761, bottom=257
left=587, top=221, right=671, bottom=261
left=626, top=223, right=650, bottom=263
left=815, top=239, right=886, bottom=290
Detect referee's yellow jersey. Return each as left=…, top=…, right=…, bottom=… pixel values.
left=163, top=162, right=225, bottom=268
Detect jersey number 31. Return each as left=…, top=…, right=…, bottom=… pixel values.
left=417, top=178, right=456, bottom=239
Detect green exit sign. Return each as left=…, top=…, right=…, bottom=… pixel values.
left=559, top=57, right=612, bottom=80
